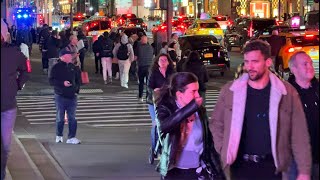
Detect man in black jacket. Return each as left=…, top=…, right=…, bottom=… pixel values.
left=38, top=24, right=51, bottom=74
left=1, top=19, right=29, bottom=180
left=136, top=35, right=154, bottom=102
left=287, top=51, right=319, bottom=180
left=49, top=48, right=81, bottom=144
left=47, top=30, right=61, bottom=78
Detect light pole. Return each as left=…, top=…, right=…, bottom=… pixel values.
left=70, top=0, right=73, bottom=31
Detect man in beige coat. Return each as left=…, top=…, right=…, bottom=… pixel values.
left=210, top=39, right=311, bottom=180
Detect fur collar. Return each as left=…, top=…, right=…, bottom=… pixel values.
left=226, top=72, right=287, bottom=168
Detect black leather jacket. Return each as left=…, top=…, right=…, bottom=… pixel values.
left=155, top=97, right=225, bottom=179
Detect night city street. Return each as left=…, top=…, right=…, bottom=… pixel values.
left=1, top=0, right=318, bottom=179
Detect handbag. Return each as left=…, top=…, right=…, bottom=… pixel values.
left=26, top=59, right=32, bottom=73
left=81, top=71, right=89, bottom=84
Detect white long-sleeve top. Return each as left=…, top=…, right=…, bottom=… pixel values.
left=20, top=43, right=29, bottom=59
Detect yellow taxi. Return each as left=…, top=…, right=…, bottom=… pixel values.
left=276, top=30, right=319, bottom=77
left=185, top=19, right=224, bottom=44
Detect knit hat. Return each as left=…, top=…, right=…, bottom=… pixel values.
left=1, top=18, right=9, bottom=42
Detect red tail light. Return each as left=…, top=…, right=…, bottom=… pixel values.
left=26, top=59, right=32, bottom=73
left=305, top=34, right=314, bottom=38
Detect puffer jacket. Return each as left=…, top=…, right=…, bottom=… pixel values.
left=155, top=97, right=225, bottom=179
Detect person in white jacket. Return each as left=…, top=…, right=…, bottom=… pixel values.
left=113, top=34, right=134, bottom=88
left=20, top=42, right=29, bottom=59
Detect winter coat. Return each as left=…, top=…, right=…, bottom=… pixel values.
left=38, top=28, right=50, bottom=51
left=49, top=60, right=81, bottom=98
left=47, top=36, right=61, bottom=59
left=146, top=68, right=175, bottom=105
left=155, top=98, right=225, bottom=178
left=288, top=75, right=319, bottom=163
left=182, top=61, right=209, bottom=92
left=168, top=48, right=178, bottom=63
left=100, top=37, right=114, bottom=58
left=1, top=43, right=29, bottom=112
left=210, top=72, right=312, bottom=176
left=112, top=34, right=134, bottom=61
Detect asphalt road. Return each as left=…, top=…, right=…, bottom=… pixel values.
left=13, top=42, right=244, bottom=180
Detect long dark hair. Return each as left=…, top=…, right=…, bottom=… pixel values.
left=155, top=72, right=198, bottom=106
left=150, top=53, right=174, bottom=73
left=183, top=51, right=203, bottom=71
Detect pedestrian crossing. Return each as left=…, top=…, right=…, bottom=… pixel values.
left=16, top=90, right=221, bottom=127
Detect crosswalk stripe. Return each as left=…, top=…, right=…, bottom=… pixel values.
left=17, top=91, right=220, bottom=127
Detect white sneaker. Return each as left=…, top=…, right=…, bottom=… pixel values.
left=66, top=137, right=81, bottom=144
left=122, top=84, right=128, bottom=89
left=104, top=80, right=108, bottom=85
left=55, top=136, right=63, bottom=143
left=138, top=98, right=143, bottom=102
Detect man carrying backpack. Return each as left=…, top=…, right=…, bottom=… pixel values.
left=113, top=34, right=134, bottom=88
left=100, top=32, right=114, bottom=84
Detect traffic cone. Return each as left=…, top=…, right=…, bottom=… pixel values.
left=64, top=112, right=68, bottom=124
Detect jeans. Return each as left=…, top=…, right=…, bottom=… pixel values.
left=138, top=66, right=149, bottom=98
left=54, top=94, right=78, bottom=139
left=42, top=52, right=48, bottom=69
left=118, top=60, right=131, bottom=87
left=1, top=108, right=17, bottom=180
left=101, top=57, right=113, bottom=81
left=288, top=160, right=319, bottom=180
left=148, top=104, right=158, bottom=152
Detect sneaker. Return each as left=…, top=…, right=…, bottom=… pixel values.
left=66, top=137, right=81, bottom=144
left=122, top=84, right=129, bottom=89
left=104, top=80, right=108, bottom=85
left=55, top=136, right=63, bottom=143
left=43, top=69, right=48, bottom=75
left=138, top=98, right=143, bottom=102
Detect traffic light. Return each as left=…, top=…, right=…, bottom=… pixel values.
left=38, top=14, right=43, bottom=25
left=160, top=0, right=167, bottom=10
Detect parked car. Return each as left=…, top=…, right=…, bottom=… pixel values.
left=179, top=35, right=230, bottom=76
left=224, top=17, right=277, bottom=51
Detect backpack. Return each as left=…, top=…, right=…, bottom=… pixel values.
left=117, top=42, right=129, bottom=60
left=102, top=38, right=113, bottom=57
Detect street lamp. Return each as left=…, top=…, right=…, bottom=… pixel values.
left=89, top=6, right=93, bottom=12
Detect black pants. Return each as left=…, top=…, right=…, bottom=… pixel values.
left=138, top=66, right=149, bottom=98
left=163, top=168, right=198, bottom=180
left=129, top=61, right=137, bottom=80
left=79, top=52, right=85, bottom=71
left=112, top=63, right=119, bottom=76
left=95, top=55, right=102, bottom=73
left=230, top=156, right=282, bottom=180
left=42, top=52, right=48, bottom=69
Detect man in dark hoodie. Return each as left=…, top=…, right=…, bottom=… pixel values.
left=1, top=18, right=29, bottom=180
left=49, top=48, right=81, bottom=145
left=287, top=51, right=319, bottom=180
left=135, top=35, right=154, bottom=102
left=92, top=35, right=103, bottom=74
